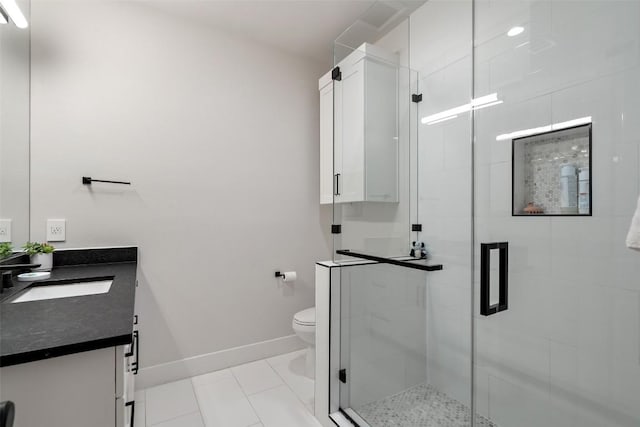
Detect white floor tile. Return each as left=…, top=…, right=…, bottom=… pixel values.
left=192, top=369, right=233, bottom=387
left=134, top=400, right=145, bottom=427
left=231, top=360, right=283, bottom=395
left=249, top=385, right=321, bottom=427
left=142, top=351, right=318, bottom=427
left=146, top=379, right=200, bottom=426
left=150, top=411, right=204, bottom=427
left=194, top=376, right=259, bottom=427
left=268, top=351, right=314, bottom=407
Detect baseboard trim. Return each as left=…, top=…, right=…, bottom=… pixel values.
left=136, top=334, right=305, bottom=389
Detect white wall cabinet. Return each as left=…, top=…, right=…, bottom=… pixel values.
left=0, top=334, right=138, bottom=427
left=319, top=72, right=334, bottom=205
left=318, top=43, right=399, bottom=204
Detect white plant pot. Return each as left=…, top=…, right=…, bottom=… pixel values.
left=31, top=253, right=53, bottom=272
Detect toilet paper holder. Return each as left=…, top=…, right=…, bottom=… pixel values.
left=274, top=271, right=296, bottom=282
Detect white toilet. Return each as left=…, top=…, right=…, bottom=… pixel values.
left=292, top=307, right=316, bottom=378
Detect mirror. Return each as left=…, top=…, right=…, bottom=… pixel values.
left=0, top=0, right=30, bottom=252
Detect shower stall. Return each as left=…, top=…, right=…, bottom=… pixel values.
left=319, top=1, right=640, bottom=426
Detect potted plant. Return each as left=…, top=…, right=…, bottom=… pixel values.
left=23, top=242, right=55, bottom=272
left=0, top=242, right=13, bottom=260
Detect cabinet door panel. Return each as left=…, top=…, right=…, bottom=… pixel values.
left=116, top=397, right=135, bottom=427
left=337, top=61, right=365, bottom=203
left=320, top=81, right=334, bottom=204
left=116, top=397, right=125, bottom=427
left=364, top=59, right=398, bottom=202
left=0, top=348, right=115, bottom=427
left=333, top=69, right=344, bottom=197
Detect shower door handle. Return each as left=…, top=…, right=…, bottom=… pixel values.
left=480, top=242, right=508, bottom=316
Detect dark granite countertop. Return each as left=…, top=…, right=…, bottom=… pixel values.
left=0, top=247, right=137, bottom=367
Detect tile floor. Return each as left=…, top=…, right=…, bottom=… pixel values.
left=134, top=350, right=319, bottom=427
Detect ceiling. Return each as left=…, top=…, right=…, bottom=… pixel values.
left=142, top=1, right=424, bottom=69
left=144, top=1, right=374, bottom=69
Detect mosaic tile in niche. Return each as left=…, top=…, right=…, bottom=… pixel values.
left=515, top=125, right=590, bottom=215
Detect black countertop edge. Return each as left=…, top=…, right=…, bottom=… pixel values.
left=0, top=333, right=132, bottom=368
left=0, top=253, right=29, bottom=265
left=54, top=247, right=138, bottom=267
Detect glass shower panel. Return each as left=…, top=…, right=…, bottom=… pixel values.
left=338, top=263, right=428, bottom=426
left=331, top=2, right=419, bottom=261
left=331, top=46, right=418, bottom=260
left=473, top=1, right=640, bottom=426
left=413, top=0, right=475, bottom=424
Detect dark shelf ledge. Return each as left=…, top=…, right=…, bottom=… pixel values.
left=336, top=250, right=443, bottom=272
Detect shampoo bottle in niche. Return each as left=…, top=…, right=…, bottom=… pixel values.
left=578, top=167, right=590, bottom=214
left=560, top=164, right=578, bottom=214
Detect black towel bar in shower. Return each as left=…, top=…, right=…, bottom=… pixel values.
left=336, top=250, right=443, bottom=272
left=82, top=176, right=131, bottom=185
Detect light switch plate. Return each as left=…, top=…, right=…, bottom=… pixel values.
left=0, top=219, right=11, bottom=243
left=47, top=219, right=66, bottom=242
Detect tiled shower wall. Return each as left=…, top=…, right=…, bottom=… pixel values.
left=414, top=0, right=640, bottom=426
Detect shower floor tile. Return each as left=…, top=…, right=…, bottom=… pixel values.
left=355, top=384, right=495, bottom=427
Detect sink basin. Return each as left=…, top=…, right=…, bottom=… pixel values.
left=11, top=279, right=113, bottom=303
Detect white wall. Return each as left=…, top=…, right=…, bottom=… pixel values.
left=29, top=1, right=331, bottom=386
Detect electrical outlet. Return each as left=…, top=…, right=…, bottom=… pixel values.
left=47, top=219, right=66, bottom=242
left=0, top=219, right=11, bottom=243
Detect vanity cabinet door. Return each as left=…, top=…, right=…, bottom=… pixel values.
left=116, top=397, right=135, bottom=427
left=116, top=344, right=136, bottom=426
left=0, top=348, right=115, bottom=427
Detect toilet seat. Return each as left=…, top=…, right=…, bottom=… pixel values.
left=293, top=307, right=315, bottom=326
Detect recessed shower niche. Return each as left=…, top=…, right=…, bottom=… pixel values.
left=512, top=123, right=592, bottom=216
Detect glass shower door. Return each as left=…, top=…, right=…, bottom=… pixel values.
left=472, top=1, right=640, bottom=426
left=338, top=263, right=428, bottom=426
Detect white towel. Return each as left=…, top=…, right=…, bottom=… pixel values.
left=627, top=195, right=640, bottom=251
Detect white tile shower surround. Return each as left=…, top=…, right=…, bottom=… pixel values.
left=137, top=350, right=319, bottom=427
